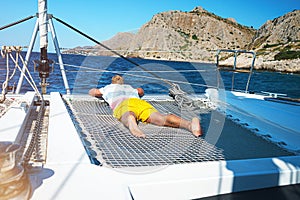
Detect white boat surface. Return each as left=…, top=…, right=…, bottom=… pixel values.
left=0, top=90, right=299, bottom=199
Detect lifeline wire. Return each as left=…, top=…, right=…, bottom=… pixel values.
left=56, top=62, right=219, bottom=89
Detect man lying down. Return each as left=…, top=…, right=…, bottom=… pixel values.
left=89, top=75, right=202, bottom=138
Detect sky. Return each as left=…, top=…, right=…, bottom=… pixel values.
left=0, top=0, right=299, bottom=52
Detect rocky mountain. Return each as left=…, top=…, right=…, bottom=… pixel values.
left=242, top=9, right=300, bottom=72
left=65, top=7, right=300, bottom=72
left=252, top=10, right=300, bottom=48
left=128, top=6, right=256, bottom=62
left=91, top=32, right=135, bottom=56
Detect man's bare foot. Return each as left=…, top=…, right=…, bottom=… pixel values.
left=190, top=117, right=202, bottom=137
left=127, top=115, right=146, bottom=138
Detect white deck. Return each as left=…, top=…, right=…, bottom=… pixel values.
left=1, top=92, right=300, bottom=199
left=223, top=91, right=300, bottom=153
left=0, top=92, right=35, bottom=141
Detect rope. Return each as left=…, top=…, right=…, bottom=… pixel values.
left=0, top=46, right=42, bottom=99
left=0, top=49, right=10, bottom=102
left=1, top=47, right=19, bottom=102
left=169, top=83, right=195, bottom=110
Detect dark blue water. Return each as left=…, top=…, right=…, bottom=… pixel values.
left=1, top=52, right=300, bottom=98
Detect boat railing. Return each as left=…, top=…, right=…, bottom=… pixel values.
left=216, top=49, right=256, bottom=93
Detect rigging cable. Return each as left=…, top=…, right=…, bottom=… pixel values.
left=0, top=15, right=36, bottom=31
left=53, top=16, right=218, bottom=110
left=17, top=55, right=42, bottom=99
left=10, top=54, right=42, bottom=99
left=53, top=16, right=174, bottom=87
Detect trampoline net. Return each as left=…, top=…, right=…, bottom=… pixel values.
left=65, top=97, right=224, bottom=168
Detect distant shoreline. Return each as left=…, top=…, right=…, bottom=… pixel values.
left=62, top=52, right=300, bottom=74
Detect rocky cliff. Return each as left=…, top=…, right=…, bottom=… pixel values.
left=252, top=10, right=300, bottom=48
left=251, top=9, right=300, bottom=72
left=65, top=7, right=300, bottom=72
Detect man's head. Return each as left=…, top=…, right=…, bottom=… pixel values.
left=111, top=75, right=124, bottom=84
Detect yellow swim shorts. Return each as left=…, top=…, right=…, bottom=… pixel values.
left=113, top=98, right=158, bottom=122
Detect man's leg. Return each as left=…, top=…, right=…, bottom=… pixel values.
left=120, top=111, right=146, bottom=138
left=146, top=112, right=202, bottom=137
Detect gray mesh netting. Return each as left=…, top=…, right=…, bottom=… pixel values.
left=65, top=97, right=224, bottom=168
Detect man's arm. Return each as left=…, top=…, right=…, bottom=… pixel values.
left=89, top=88, right=103, bottom=97
left=137, top=87, right=144, bottom=97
